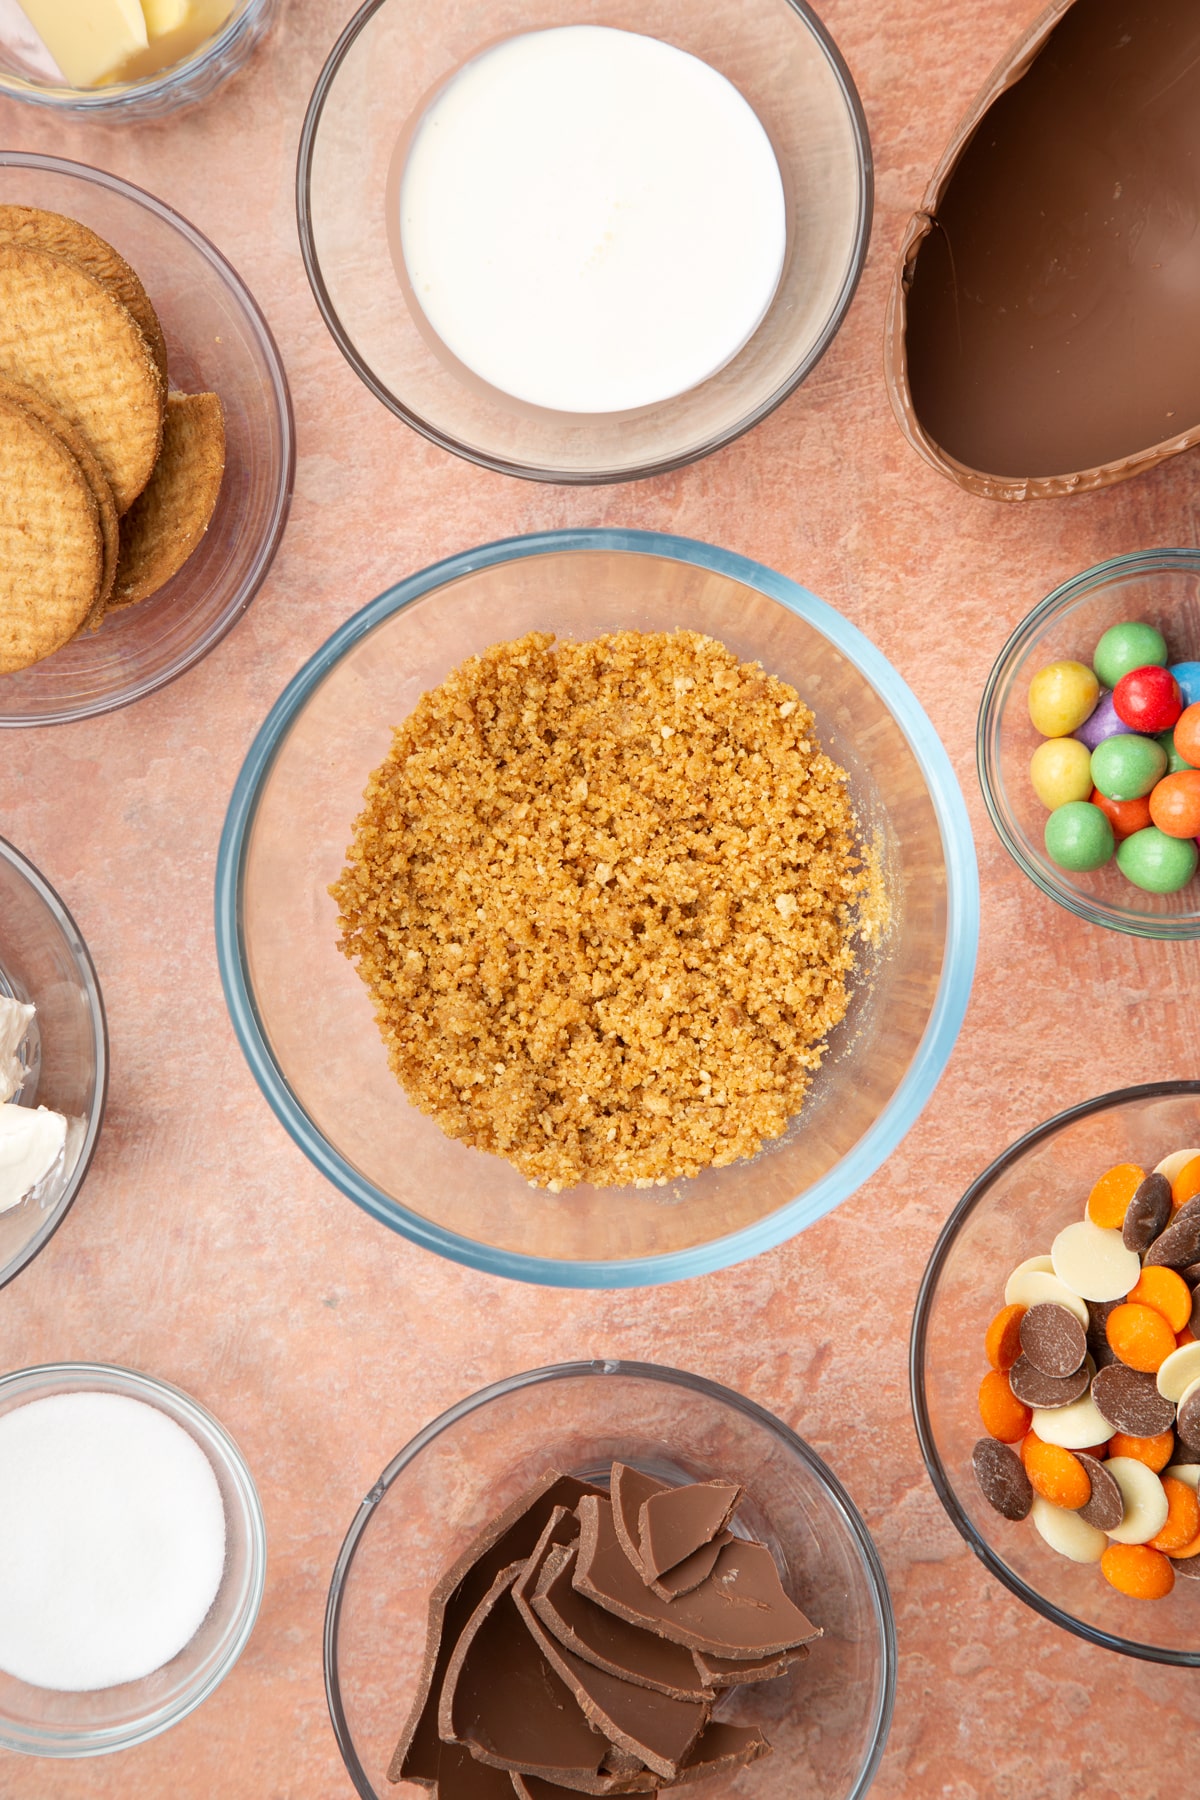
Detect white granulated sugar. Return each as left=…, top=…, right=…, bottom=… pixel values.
left=0, top=1391, right=226, bottom=1691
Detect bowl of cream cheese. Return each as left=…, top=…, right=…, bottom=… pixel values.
left=0, top=835, right=106, bottom=1292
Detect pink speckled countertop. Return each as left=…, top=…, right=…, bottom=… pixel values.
left=3, top=2, right=1200, bottom=1796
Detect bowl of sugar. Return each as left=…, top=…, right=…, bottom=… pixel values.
left=298, top=0, right=871, bottom=481
left=0, top=1363, right=265, bottom=1757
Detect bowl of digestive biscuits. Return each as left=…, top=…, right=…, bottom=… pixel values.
left=217, top=529, right=977, bottom=1285
left=0, top=152, right=293, bottom=727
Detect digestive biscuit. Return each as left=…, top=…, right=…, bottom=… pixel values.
left=0, top=243, right=165, bottom=513
left=0, top=206, right=169, bottom=387
left=111, top=391, right=226, bottom=610
left=0, top=376, right=119, bottom=625
left=0, top=398, right=103, bottom=674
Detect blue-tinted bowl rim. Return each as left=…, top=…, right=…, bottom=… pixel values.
left=0, top=835, right=108, bottom=1295
left=976, top=547, right=1200, bottom=940
left=322, top=1358, right=897, bottom=1800
left=296, top=0, right=873, bottom=484
left=215, top=527, right=979, bottom=1288
left=910, top=1078, right=1200, bottom=1665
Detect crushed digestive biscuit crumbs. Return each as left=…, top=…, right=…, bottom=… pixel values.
left=332, top=630, right=871, bottom=1191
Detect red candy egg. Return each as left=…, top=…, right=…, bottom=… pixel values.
left=1113, top=665, right=1183, bottom=733
left=1149, top=770, right=1200, bottom=839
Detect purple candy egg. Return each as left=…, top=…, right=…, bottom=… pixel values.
left=1074, top=688, right=1132, bottom=750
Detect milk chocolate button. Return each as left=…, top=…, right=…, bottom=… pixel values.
left=1144, top=1197, right=1200, bottom=1270
left=972, top=1437, right=1033, bottom=1521
left=1178, top=1384, right=1200, bottom=1450
left=1104, top=1457, right=1171, bottom=1545
left=1052, top=1220, right=1141, bottom=1302
left=1171, top=1555, right=1200, bottom=1580
left=1092, top=1364, right=1176, bottom=1438
left=1007, top=1354, right=1090, bottom=1409
left=1123, top=1173, right=1173, bottom=1254
left=1076, top=1455, right=1124, bottom=1532
left=1019, top=1302, right=1087, bottom=1377
left=1190, top=1284, right=1200, bottom=1338
left=1086, top=1298, right=1120, bottom=1370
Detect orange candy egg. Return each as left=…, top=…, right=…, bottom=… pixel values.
left=1149, top=769, right=1200, bottom=839
left=984, top=1303, right=1027, bottom=1372
left=1107, top=1430, right=1175, bottom=1472
left=978, top=1369, right=1032, bottom=1443
left=1173, top=1154, right=1200, bottom=1210
left=1149, top=1478, right=1200, bottom=1553
left=1106, top=1302, right=1178, bottom=1373
left=1126, top=1266, right=1192, bottom=1334
left=1174, top=701, right=1200, bottom=768
left=1101, top=1543, right=1175, bottom=1599
left=1089, top=788, right=1152, bottom=843
left=1087, top=1162, right=1146, bottom=1228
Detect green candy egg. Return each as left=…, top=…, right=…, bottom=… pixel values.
left=1090, top=733, right=1167, bottom=800
left=1044, top=801, right=1114, bottom=872
left=1093, top=620, right=1169, bottom=689
left=1117, top=827, right=1199, bottom=894
left=1157, top=728, right=1192, bottom=775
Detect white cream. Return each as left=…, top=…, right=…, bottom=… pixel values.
left=0, top=1103, right=66, bottom=1213
left=0, top=994, right=34, bottom=1104
left=399, top=26, right=787, bottom=413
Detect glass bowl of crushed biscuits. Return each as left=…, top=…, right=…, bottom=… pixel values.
left=0, top=152, right=293, bottom=727
left=217, top=529, right=979, bottom=1285
left=325, top=1360, right=896, bottom=1800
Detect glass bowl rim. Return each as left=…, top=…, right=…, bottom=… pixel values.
left=909, top=1077, right=1200, bottom=1666
left=294, top=0, right=874, bottom=485
left=0, top=150, right=296, bottom=730
left=0, top=1359, right=268, bottom=1756
left=323, top=1356, right=897, bottom=1800
left=0, top=0, right=266, bottom=111
left=975, top=546, right=1200, bottom=940
left=214, top=525, right=980, bottom=1288
left=0, top=834, right=108, bottom=1295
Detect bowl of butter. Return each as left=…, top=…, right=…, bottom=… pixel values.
left=0, top=836, right=107, bottom=1293
left=0, top=0, right=276, bottom=118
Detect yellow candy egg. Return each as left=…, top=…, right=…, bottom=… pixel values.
left=1030, top=736, right=1094, bottom=809
left=1028, top=660, right=1100, bottom=737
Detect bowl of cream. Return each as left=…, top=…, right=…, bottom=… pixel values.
left=298, top=0, right=871, bottom=481
left=0, top=1362, right=265, bottom=1756
left=0, top=835, right=106, bottom=1292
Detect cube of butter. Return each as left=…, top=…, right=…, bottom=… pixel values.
left=16, top=0, right=148, bottom=86
left=142, top=0, right=189, bottom=32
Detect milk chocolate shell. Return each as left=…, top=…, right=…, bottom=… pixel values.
left=885, top=0, right=1200, bottom=501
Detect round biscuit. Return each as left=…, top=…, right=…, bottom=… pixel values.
left=111, top=390, right=226, bottom=611
left=0, top=206, right=169, bottom=387
left=0, top=242, right=165, bottom=513
left=0, top=397, right=103, bottom=673
left=0, top=375, right=119, bottom=622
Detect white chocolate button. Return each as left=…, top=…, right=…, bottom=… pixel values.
left=1154, top=1148, right=1200, bottom=1184
left=1030, top=1494, right=1106, bottom=1562
left=1004, top=1269, right=1089, bottom=1327
left=1156, top=1342, right=1200, bottom=1403
left=1051, top=1220, right=1141, bottom=1302
left=1031, top=1393, right=1113, bottom=1449
left=1165, top=1464, right=1200, bottom=1491
left=1003, top=1255, right=1055, bottom=1303
left=1104, top=1456, right=1170, bottom=1543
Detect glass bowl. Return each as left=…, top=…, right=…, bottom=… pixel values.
left=216, top=528, right=978, bottom=1286
left=0, top=153, right=294, bottom=728
left=911, top=1080, right=1200, bottom=1665
left=0, top=0, right=277, bottom=121
left=297, top=0, right=871, bottom=483
left=0, top=836, right=106, bottom=1294
left=325, top=1360, right=895, bottom=1800
left=0, top=1361, right=266, bottom=1755
left=977, top=548, right=1200, bottom=938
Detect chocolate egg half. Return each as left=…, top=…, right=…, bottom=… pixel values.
left=886, top=0, right=1200, bottom=500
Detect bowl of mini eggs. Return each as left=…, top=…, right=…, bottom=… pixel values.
left=977, top=550, right=1200, bottom=938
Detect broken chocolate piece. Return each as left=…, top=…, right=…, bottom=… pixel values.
left=646, top=1533, right=731, bottom=1602
left=1124, top=1174, right=1173, bottom=1256
left=971, top=1438, right=1033, bottom=1522
left=1092, top=1364, right=1176, bottom=1438
left=574, top=1496, right=820, bottom=1658
left=533, top=1544, right=709, bottom=1699
left=1017, top=1304, right=1086, bottom=1379
left=439, top=1564, right=608, bottom=1782
left=637, top=1481, right=742, bottom=1583
left=669, top=1721, right=772, bottom=1786
left=1007, top=1354, right=1089, bottom=1410
left=514, top=1581, right=709, bottom=1779
left=691, top=1644, right=808, bottom=1688
left=610, top=1464, right=667, bottom=1580
left=391, top=1472, right=605, bottom=1787
left=1076, top=1455, right=1123, bottom=1533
